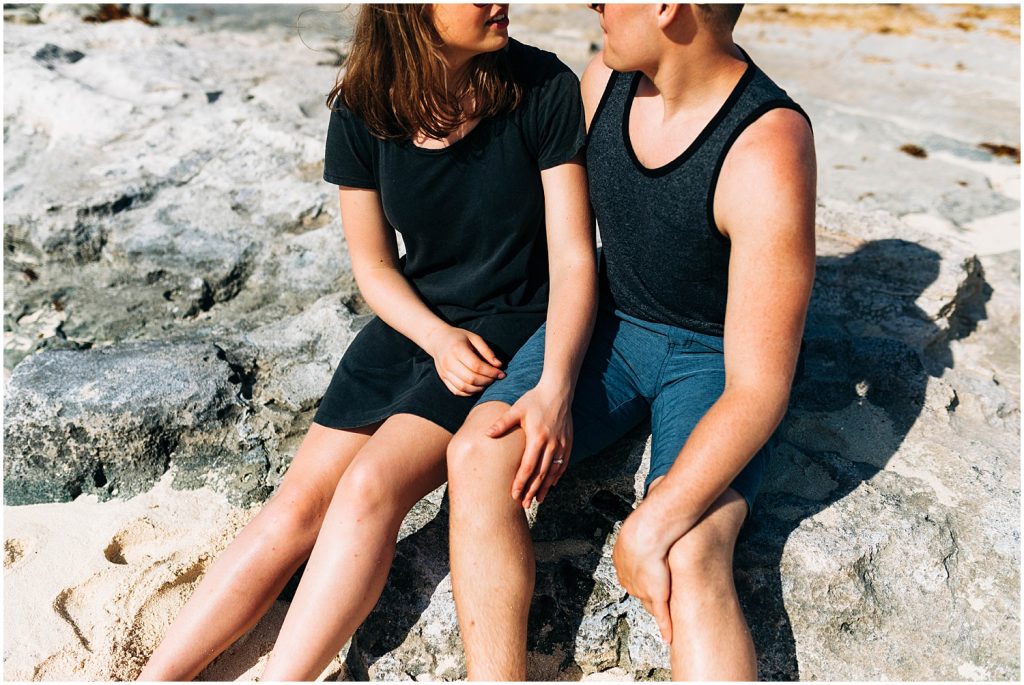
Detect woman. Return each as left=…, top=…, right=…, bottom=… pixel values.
left=139, top=3, right=596, bottom=680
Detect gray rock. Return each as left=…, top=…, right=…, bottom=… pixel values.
left=3, top=16, right=357, bottom=374
left=3, top=291, right=360, bottom=507
left=36, top=4, right=100, bottom=24
left=3, top=339, right=249, bottom=505
left=3, top=5, right=42, bottom=24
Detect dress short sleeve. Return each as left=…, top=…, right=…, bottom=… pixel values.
left=323, top=100, right=378, bottom=189
left=524, top=65, right=587, bottom=170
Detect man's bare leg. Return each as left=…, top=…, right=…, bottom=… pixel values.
left=260, top=414, right=452, bottom=681
left=138, top=421, right=379, bottom=681
left=447, top=401, right=534, bottom=680
left=657, top=480, right=756, bottom=680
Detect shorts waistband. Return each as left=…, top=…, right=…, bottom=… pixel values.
left=607, top=305, right=714, bottom=344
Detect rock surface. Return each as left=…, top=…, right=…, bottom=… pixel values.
left=3, top=4, right=1020, bottom=682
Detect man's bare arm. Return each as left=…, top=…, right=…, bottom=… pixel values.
left=612, top=108, right=816, bottom=639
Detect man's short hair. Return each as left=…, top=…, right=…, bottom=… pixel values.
left=696, top=4, right=744, bottom=34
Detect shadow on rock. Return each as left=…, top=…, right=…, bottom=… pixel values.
left=738, top=238, right=990, bottom=679
left=527, top=426, right=650, bottom=678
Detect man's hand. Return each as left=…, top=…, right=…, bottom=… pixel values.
left=613, top=507, right=675, bottom=644
left=487, top=383, right=573, bottom=507
left=424, top=326, right=505, bottom=397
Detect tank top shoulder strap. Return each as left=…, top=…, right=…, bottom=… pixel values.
left=588, top=69, right=633, bottom=137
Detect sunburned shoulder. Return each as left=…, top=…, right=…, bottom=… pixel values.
left=728, top=107, right=815, bottom=171
left=581, top=52, right=614, bottom=128
left=715, top=106, right=816, bottom=240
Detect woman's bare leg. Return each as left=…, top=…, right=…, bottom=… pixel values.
left=138, top=421, right=380, bottom=681
left=260, top=413, right=452, bottom=681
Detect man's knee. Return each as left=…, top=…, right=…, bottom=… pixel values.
left=448, top=430, right=514, bottom=494
left=665, top=493, right=746, bottom=583
left=667, top=528, right=732, bottom=584
left=447, top=428, right=489, bottom=482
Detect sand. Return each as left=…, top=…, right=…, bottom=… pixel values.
left=2, top=471, right=335, bottom=681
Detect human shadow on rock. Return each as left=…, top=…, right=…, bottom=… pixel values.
left=736, top=238, right=990, bottom=679
left=528, top=424, right=651, bottom=678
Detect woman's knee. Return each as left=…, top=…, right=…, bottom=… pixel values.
left=332, top=457, right=407, bottom=519
left=257, top=484, right=330, bottom=552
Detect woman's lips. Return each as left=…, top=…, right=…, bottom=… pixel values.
left=486, top=14, right=509, bottom=29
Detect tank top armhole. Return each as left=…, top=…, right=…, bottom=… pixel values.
left=705, top=100, right=812, bottom=243
left=587, top=70, right=621, bottom=140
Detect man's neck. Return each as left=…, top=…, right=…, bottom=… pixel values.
left=641, top=41, right=747, bottom=120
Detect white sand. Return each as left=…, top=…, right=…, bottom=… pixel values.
left=3, top=471, right=349, bottom=681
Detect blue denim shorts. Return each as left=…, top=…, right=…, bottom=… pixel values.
left=477, top=305, right=773, bottom=521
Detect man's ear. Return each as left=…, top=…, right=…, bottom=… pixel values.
left=655, top=3, right=684, bottom=30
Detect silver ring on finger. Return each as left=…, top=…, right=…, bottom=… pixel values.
left=553, top=458, right=564, bottom=465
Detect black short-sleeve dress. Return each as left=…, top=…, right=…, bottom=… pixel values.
left=313, top=39, right=586, bottom=435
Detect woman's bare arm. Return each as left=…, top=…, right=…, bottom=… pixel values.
left=338, top=187, right=505, bottom=397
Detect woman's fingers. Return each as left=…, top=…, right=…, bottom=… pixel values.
left=456, top=356, right=503, bottom=386
left=447, top=362, right=491, bottom=390
left=536, top=443, right=567, bottom=504
left=441, top=376, right=473, bottom=396
left=522, top=441, right=558, bottom=506
left=487, top=406, right=522, bottom=437
left=466, top=332, right=503, bottom=368
left=458, top=342, right=505, bottom=379
left=439, top=368, right=485, bottom=396
left=511, top=437, right=543, bottom=502
left=431, top=329, right=505, bottom=397
left=549, top=437, right=571, bottom=490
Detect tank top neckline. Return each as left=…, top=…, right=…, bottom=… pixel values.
left=621, top=46, right=756, bottom=178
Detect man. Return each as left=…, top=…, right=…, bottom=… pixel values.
left=445, top=3, right=816, bottom=679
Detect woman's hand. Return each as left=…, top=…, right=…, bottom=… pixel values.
left=487, top=383, right=573, bottom=507
left=424, top=326, right=506, bottom=397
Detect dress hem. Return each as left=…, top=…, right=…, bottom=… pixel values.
left=312, top=402, right=462, bottom=436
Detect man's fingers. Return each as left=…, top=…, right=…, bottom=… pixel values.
left=466, top=333, right=503, bottom=368
left=511, top=439, right=542, bottom=500
left=650, top=599, right=673, bottom=645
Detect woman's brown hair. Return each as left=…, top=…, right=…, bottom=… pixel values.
left=326, top=4, right=523, bottom=141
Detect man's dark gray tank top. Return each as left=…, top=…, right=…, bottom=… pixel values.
left=586, top=48, right=811, bottom=336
